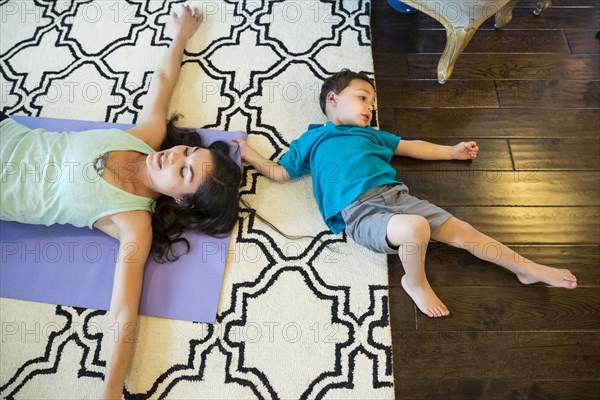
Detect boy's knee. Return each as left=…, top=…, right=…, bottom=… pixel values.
left=408, top=215, right=430, bottom=235
left=388, top=214, right=430, bottom=244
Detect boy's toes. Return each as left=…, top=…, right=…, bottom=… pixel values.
left=563, top=271, right=578, bottom=288
left=429, top=306, right=449, bottom=318
left=565, top=278, right=578, bottom=288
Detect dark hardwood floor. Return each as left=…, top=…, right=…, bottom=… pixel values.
left=370, top=0, right=600, bottom=398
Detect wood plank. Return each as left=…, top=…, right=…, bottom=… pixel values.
left=371, top=26, right=446, bottom=55
left=393, top=286, right=600, bottom=331
left=391, top=138, right=514, bottom=171
left=374, top=106, right=396, bottom=132
left=393, top=379, right=600, bottom=400
left=389, top=244, right=600, bottom=287
left=552, top=0, right=600, bottom=7
left=478, top=6, right=600, bottom=30
left=397, top=171, right=600, bottom=207
left=510, top=140, right=596, bottom=171
left=407, top=53, right=600, bottom=80
left=371, top=0, right=550, bottom=9
left=373, top=29, right=569, bottom=54
left=442, top=206, right=600, bottom=245
left=391, top=287, right=599, bottom=331
left=392, top=331, right=600, bottom=380
left=393, top=108, right=600, bottom=138
left=372, top=52, right=410, bottom=79
left=565, top=30, right=600, bottom=54
left=495, top=80, right=600, bottom=108
left=387, top=282, right=417, bottom=330
left=376, top=79, right=499, bottom=108
left=509, top=138, right=600, bottom=170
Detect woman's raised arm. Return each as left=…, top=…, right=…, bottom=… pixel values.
left=128, top=5, right=202, bottom=150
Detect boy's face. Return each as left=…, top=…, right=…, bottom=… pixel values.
left=326, top=79, right=376, bottom=127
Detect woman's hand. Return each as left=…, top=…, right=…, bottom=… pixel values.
left=172, top=4, right=202, bottom=40
left=232, top=138, right=290, bottom=182
left=232, top=138, right=255, bottom=162
left=452, top=141, right=478, bottom=160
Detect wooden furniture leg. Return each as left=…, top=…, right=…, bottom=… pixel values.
left=437, top=25, right=475, bottom=84
left=534, top=0, right=551, bottom=16
left=495, top=0, right=520, bottom=29
left=395, top=0, right=519, bottom=83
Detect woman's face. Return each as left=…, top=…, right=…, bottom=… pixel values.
left=146, top=145, right=213, bottom=199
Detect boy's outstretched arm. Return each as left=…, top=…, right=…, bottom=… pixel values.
left=232, top=138, right=290, bottom=182
left=394, top=140, right=478, bottom=161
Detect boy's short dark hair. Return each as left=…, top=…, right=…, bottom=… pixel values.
left=319, top=69, right=375, bottom=114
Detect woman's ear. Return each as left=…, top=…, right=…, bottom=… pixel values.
left=175, top=197, right=195, bottom=209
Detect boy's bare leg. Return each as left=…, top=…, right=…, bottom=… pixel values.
left=387, top=214, right=450, bottom=317
left=431, top=217, right=577, bottom=288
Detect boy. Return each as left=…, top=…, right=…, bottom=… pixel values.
left=233, top=69, right=577, bottom=318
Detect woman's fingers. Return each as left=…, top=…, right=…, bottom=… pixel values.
left=171, top=4, right=203, bottom=38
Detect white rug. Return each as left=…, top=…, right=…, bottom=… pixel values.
left=0, top=1, right=394, bottom=398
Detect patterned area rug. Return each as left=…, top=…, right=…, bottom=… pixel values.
left=0, top=1, right=394, bottom=398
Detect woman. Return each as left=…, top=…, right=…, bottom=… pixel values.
left=0, top=6, right=239, bottom=398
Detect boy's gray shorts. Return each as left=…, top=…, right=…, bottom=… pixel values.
left=341, top=184, right=453, bottom=254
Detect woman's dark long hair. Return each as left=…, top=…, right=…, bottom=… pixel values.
left=152, top=115, right=241, bottom=262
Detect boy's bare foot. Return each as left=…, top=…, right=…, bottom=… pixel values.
left=516, top=264, right=577, bottom=289
left=401, top=275, right=450, bottom=317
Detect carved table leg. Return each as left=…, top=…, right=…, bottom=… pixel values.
left=437, top=26, right=475, bottom=84
left=495, top=0, right=520, bottom=29
left=533, top=0, right=551, bottom=16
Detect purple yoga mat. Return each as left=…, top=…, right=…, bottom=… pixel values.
left=0, top=115, right=246, bottom=323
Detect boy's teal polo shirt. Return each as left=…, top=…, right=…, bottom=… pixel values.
left=278, top=121, right=402, bottom=234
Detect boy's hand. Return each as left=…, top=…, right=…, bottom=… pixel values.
left=172, top=5, right=202, bottom=40
left=452, top=141, right=478, bottom=160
